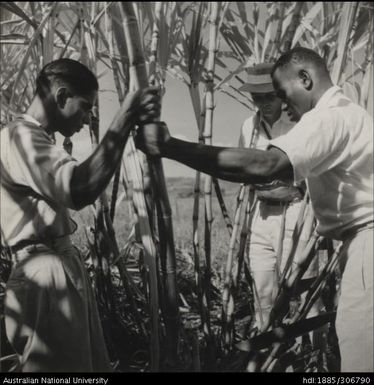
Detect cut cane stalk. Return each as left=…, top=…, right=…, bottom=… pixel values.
left=119, top=2, right=179, bottom=368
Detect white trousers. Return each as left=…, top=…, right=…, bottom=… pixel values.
left=335, top=227, right=373, bottom=372
left=247, top=200, right=319, bottom=329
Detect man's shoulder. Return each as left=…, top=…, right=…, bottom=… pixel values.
left=300, top=106, right=336, bottom=125
left=7, top=117, right=50, bottom=142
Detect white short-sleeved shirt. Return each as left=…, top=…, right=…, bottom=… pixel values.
left=269, top=86, right=374, bottom=240
left=0, top=114, right=78, bottom=246
left=239, top=111, right=303, bottom=199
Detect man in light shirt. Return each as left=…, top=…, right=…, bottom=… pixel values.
left=238, top=63, right=319, bottom=333
left=1, top=58, right=160, bottom=371
left=137, top=47, right=373, bottom=372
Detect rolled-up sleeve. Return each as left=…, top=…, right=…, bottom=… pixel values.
left=10, top=121, right=78, bottom=209
left=268, top=109, right=349, bottom=183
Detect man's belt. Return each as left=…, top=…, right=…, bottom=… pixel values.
left=255, top=186, right=305, bottom=205
left=2, top=239, right=49, bottom=255
left=257, top=196, right=303, bottom=205
left=341, top=221, right=374, bottom=240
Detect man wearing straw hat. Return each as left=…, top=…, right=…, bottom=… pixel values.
left=0, top=58, right=160, bottom=372
left=137, top=47, right=373, bottom=372
left=237, top=62, right=320, bottom=335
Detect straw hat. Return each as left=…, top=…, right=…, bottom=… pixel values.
left=239, top=62, right=275, bottom=93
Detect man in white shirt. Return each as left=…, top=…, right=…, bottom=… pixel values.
left=137, top=47, right=373, bottom=372
left=1, top=58, right=160, bottom=371
left=238, top=63, right=318, bottom=333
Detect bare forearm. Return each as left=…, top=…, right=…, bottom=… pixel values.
left=163, top=138, right=293, bottom=184
left=71, top=112, right=133, bottom=209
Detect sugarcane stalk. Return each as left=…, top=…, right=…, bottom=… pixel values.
left=212, top=177, right=234, bottom=238
left=115, top=7, right=162, bottom=368
left=192, top=331, right=202, bottom=372
left=105, top=13, right=147, bottom=300
left=80, top=11, right=115, bottom=317
left=221, top=105, right=261, bottom=348
left=111, top=3, right=160, bottom=364
left=298, top=243, right=343, bottom=320
left=200, top=4, right=221, bottom=354
left=83, top=4, right=154, bottom=363
left=119, top=2, right=179, bottom=368
left=238, top=311, right=336, bottom=351
left=147, top=1, right=168, bottom=327
left=192, top=177, right=212, bottom=343
left=331, top=2, right=359, bottom=85
left=260, top=243, right=343, bottom=372
left=122, top=134, right=161, bottom=369
left=221, top=184, right=246, bottom=348
left=278, top=193, right=309, bottom=286
left=109, top=164, right=121, bottom=222
left=191, top=89, right=205, bottom=284
left=245, top=311, right=336, bottom=372
left=281, top=2, right=304, bottom=53
left=188, top=67, right=212, bottom=342
left=264, top=233, right=323, bottom=333
left=225, top=191, right=257, bottom=341
left=274, top=203, right=288, bottom=284
left=108, top=17, right=126, bottom=223
left=140, top=1, right=163, bottom=234
left=234, top=191, right=257, bottom=287
left=269, top=3, right=286, bottom=58
left=222, top=186, right=251, bottom=348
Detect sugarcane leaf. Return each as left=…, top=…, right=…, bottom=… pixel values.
left=214, top=61, right=248, bottom=91
left=58, top=19, right=80, bottom=58
left=280, top=3, right=296, bottom=40
left=360, top=62, right=373, bottom=110
left=350, top=4, right=373, bottom=47
left=331, top=2, right=359, bottom=85
left=93, top=1, right=114, bottom=26
left=261, top=19, right=274, bottom=62
left=235, top=1, right=254, bottom=42
left=0, top=2, right=38, bottom=29
left=292, top=2, right=323, bottom=47
left=8, top=2, right=59, bottom=108
left=0, top=34, right=29, bottom=44
left=352, top=33, right=370, bottom=53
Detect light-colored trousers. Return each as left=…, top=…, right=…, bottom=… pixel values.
left=336, top=227, right=374, bottom=372
left=4, top=236, right=111, bottom=372
left=247, top=201, right=319, bottom=329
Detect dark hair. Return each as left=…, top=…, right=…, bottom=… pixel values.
left=36, top=58, right=99, bottom=97
left=271, top=47, right=330, bottom=78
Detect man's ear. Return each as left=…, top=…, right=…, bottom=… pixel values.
left=55, top=87, right=70, bottom=108
left=298, top=69, right=313, bottom=90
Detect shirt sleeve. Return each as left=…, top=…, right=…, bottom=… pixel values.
left=10, top=121, right=78, bottom=209
left=268, top=108, right=349, bottom=183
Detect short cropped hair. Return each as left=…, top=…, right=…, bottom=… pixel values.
left=271, top=47, right=330, bottom=78
left=36, top=58, right=99, bottom=97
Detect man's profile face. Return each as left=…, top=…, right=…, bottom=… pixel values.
left=251, top=91, right=282, bottom=123
left=272, top=66, right=311, bottom=122
left=57, top=89, right=97, bottom=137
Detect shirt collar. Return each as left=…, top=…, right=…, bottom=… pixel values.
left=314, top=85, right=342, bottom=110
left=259, top=110, right=290, bottom=128
left=18, top=113, right=42, bottom=127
